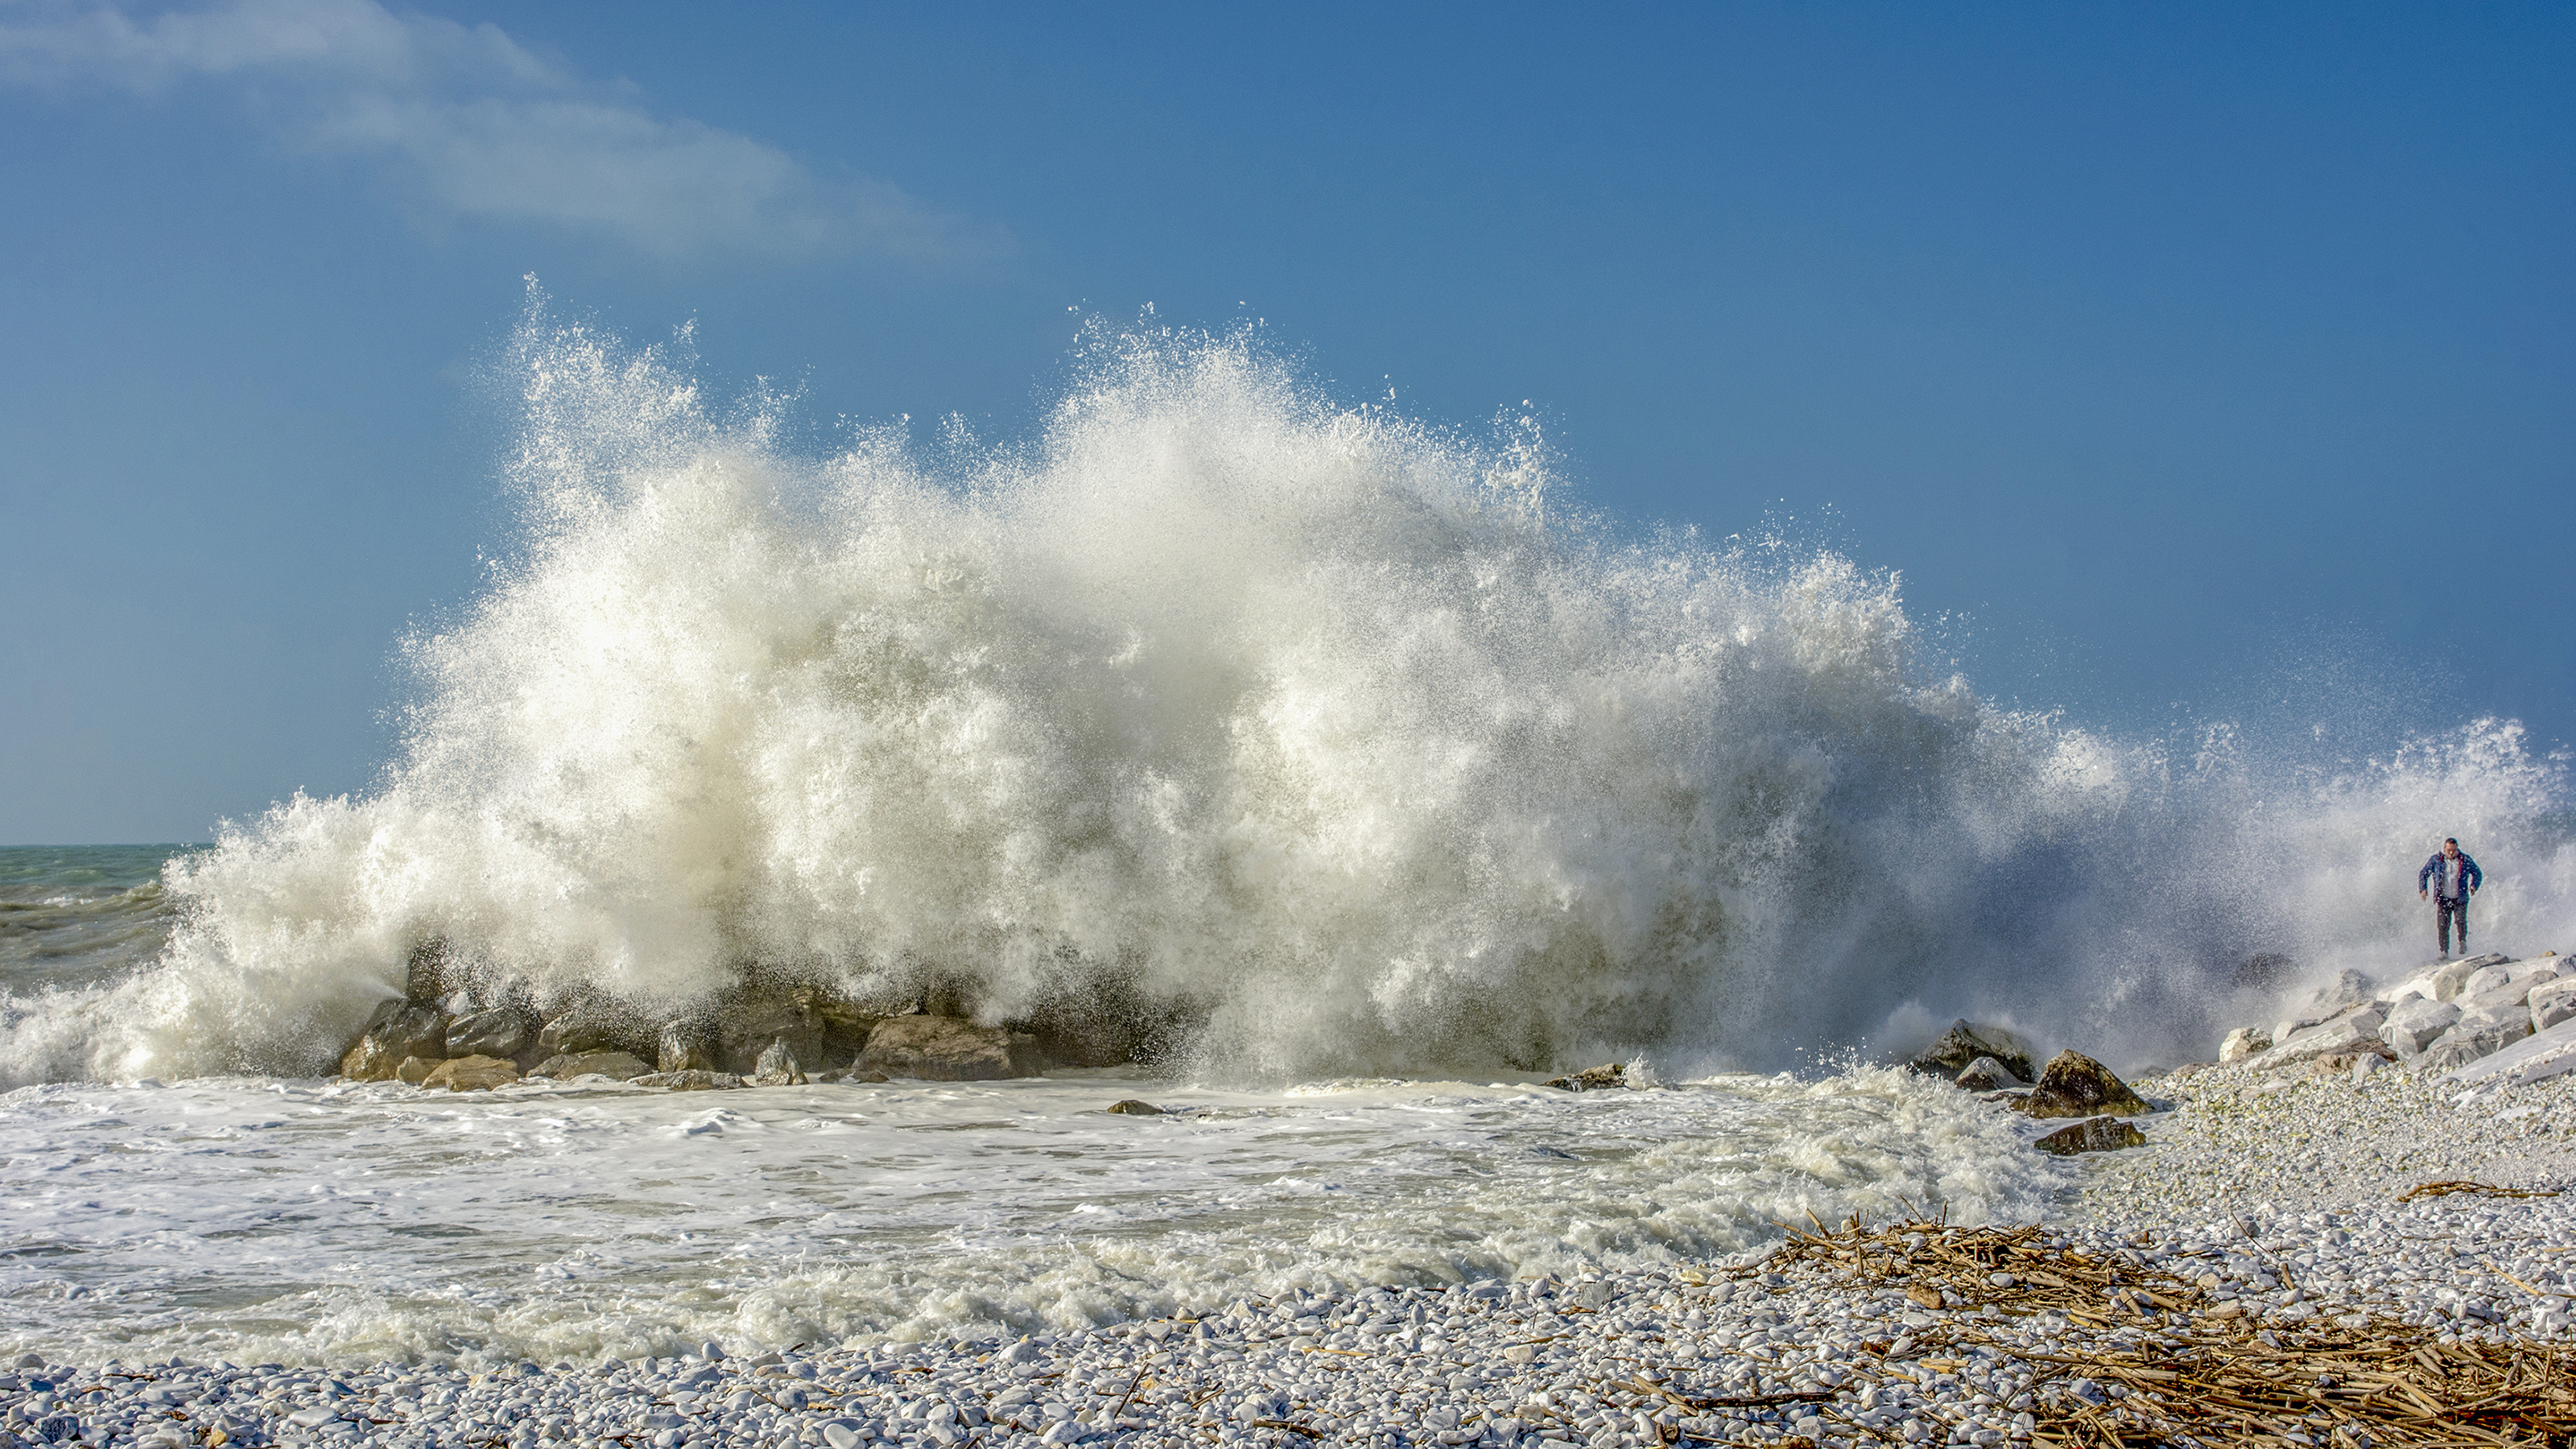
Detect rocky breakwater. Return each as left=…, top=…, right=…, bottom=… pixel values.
left=2214, top=950, right=2576, bottom=1090
left=332, top=944, right=1075, bottom=1092
left=1900, top=1020, right=2159, bottom=1158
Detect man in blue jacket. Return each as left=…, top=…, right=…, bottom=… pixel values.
left=2417, top=837, right=2483, bottom=958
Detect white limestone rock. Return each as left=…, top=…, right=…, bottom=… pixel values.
left=2392, top=954, right=2508, bottom=1003
left=2531, top=979, right=2576, bottom=1034
left=2442, top=1013, right=2576, bottom=1088
left=2458, top=960, right=2563, bottom=1009
left=2219, top=1027, right=2272, bottom=1064
left=2380, top=997, right=2461, bottom=1057
left=2262, top=1009, right=2387, bottom=1068
left=2454, top=996, right=2537, bottom=1047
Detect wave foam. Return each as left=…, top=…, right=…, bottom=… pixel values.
left=5, top=302, right=2569, bottom=1084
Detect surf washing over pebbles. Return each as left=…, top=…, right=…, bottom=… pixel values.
left=3, top=299, right=2574, bottom=1380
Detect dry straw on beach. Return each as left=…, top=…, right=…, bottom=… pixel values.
left=1758, top=1214, right=2574, bottom=1449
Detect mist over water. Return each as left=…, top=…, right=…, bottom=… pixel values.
left=4, top=305, right=2571, bottom=1088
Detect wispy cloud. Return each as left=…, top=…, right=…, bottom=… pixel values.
left=0, top=0, right=997, bottom=261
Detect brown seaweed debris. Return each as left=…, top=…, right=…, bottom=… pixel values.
left=2396, top=1180, right=2562, bottom=1203
left=1762, top=1215, right=2575, bottom=1448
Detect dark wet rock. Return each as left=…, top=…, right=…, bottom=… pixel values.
left=422, top=1055, right=519, bottom=1092
left=526, top=1050, right=654, bottom=1081
left=1906, top=1020, right=2036, bottom=1085
left=2033, top=1116, right=2147, bottom=1155
left=1542, top=1063, right=1627, bottom=1092
left=1002, top=978, right=1198, bottom=1069
left=857, top=1014, right=1046, bottom=1080
left=2231, top=952, right=2296, bottom=989
left=445, top=1008, right=531, bottom=1059
left=1953, top=1055, right=2025, bottom=1092
left=1106, top=1099, right=1164, bottom=1115
left=534, top=1001, right=656, bottom=1063
left=340, top=1000, right=451, bottom=1081
left=658, top=1018, right=721, bottom=1074
left=749, top=1037, right=809, bottom=1088
left=2014, top=1050, right=2152, bottom=1119
left=718, top=996, right=830, bottom=1076
left=341, top=1034, right=402, bottom=1083
left=402, top=936, right=458, bottom=1003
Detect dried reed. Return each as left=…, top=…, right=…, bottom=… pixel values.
left=1761, top=1216, right=2573, bottom=1448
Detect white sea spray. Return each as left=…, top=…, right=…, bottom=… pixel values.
left=1, top=303, right=2569, bottom=1088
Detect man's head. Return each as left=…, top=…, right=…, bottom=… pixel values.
left=2443, top=837, right=2461, bottom=857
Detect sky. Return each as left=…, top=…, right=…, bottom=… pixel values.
left=2, top=0, right=2570, bottom=845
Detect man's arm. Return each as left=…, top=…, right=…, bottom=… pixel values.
left=2465, top=857, right=2483, bottom=893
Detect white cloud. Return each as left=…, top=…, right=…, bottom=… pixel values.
left=0, top=0, right=995, bottom=261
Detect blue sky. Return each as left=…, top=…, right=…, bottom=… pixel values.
left=2, top=0, right=2570, bottom=844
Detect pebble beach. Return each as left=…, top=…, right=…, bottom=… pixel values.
left=8, top=1057, right=2571, bottom=1449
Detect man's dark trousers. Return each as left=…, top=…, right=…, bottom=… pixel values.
left=2437, top=894, right=2469, bottom=956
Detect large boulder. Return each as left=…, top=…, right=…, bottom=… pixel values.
left=716, top=996, right=829, bottom=1076
left=1954, top=1056, right=2025, bottom=1092
left=2390, top=954, right=2508, bottom=1003
left=534, top=1001, right=657, bottom=1062
left=445, top=1008, right=531, bottom=1059
left=340, top=1000, right=452, bottom=1082
left=2440, top=1015, right=2576, bottom=1089
left=2218, top=1027, right=2271, bottom=1064
left=2033, top=1117, right=2148, bottom=1155
left=857, top=1014, right=1046, bottom=1080
left=2458, top=959, right=2564, bottom=1008
left=1905, top=1021, right=2037, bottom=1084
left=2014, top=1051, right=2152, bottom=1119
left=2531, top=980, right=2576, bottom=1034
left=2381, top=997, right=2462, bottom=1057
left=749, top=1038, right=809, bottom=1088
left=2421, top=1002, right=2532, bottom=1067
left=422, top=1055, right=519, bottom=1092
left=526, top=1051, right=654, bottom=1081
left=2413, top=1036, right=2491, bottom=1075
left=2262, top=1009, right=2388, bottom=1069
left=658, top=1018, right=721, bottom=1073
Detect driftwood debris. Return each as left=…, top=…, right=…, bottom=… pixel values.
left=1763, top=1216, right=2575, bottom=1448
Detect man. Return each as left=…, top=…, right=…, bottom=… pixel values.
left=2417, top=837, right=2483, bottom=959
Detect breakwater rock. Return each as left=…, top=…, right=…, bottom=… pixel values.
left=2210, top=950, right=2574, bottom=1089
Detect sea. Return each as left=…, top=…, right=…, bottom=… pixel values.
left=4, top=311, right=2570, bottom=1368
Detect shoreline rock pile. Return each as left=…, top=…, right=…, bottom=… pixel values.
left=335, top=943, right=1075, bottom=1092
left=2210, top=951, right=2574, bottom=1089
left=1903, top=1021, right=2159, bottom=1158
